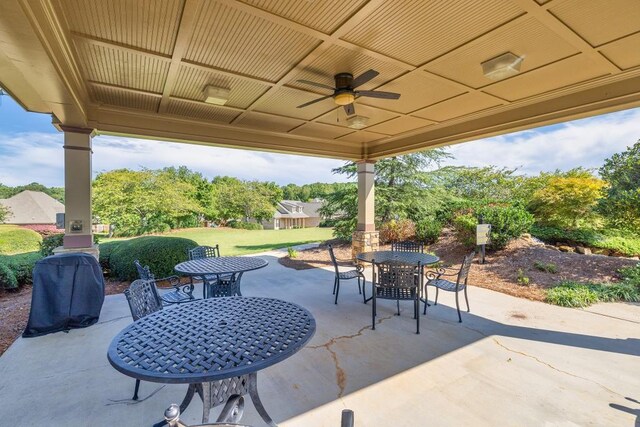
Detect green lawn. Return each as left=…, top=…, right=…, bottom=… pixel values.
left=105, top=227, right=335, bottom=256
left=0, top=225, right=42, bottom=255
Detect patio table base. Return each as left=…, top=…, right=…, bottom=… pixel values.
left=169, top=373, right=276, bottom=426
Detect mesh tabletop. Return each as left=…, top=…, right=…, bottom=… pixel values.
left=174, top=257, right=268, bottom=276
left=107, top=297, right=316, bottom=384
left=356, top=250, right=439, bottom=265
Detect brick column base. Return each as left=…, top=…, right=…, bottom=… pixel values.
left=351, top=230, right=379, bottom=261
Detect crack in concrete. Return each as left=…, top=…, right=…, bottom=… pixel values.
left=308, top=314, right=394, bottom=398
left=456, top=322, right=626, bottom=399
left=97, top=315, right=130, bottom=325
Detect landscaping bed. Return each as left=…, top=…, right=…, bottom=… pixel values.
left=279, top=229, right=638, bottom=302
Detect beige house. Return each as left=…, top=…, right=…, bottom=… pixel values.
left=263, top=200, right=323, bottom=230
left=0, top=190, right=64, bottom=226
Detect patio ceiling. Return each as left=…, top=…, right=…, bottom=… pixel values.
left=1, top=0, right=640, bottom=160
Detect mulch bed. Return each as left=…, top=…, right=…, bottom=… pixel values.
left=0, top=278, right=128, bottom=357
left=279, top=229, right=638, bottom=302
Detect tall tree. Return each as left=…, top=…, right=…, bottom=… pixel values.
left=599, top=140, right=640, bottom=231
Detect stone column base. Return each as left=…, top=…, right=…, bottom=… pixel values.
left=352, top=230, right=379, bottom=261
left=53, top=244, right=100, bottom=261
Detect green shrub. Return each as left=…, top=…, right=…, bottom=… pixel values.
left=107, top=236, right=198, bottom=281
left=415, top=218, right=442, bottom=244
left=2, top=252, right=41, bottom=286
left=0, top=261, right=18, bottom=290
left=40, top=233, right=64, bottom=257
left=287, top=247, right=298, bottom=258
left=516, top=269, right=530, bottom=286
left=332, top=217, right=357, bottom=241
left=452, top=214, right=477, bottom=248
left=531, top=225, right=640, bottom=256
left=533, top=261, right=558, bottom=274
left=545, top=280, right=640, bottom=307
left=230, top=221, right=263, bottom=230
left=545, top=282, right=599, bottom=307
left=0, top=225, right=42, bottom=255
left=379, top=219, right=416, bottom=244
left=98, top=240, right=119, bottom=271
left=619, top=264, right=640, bottom=286
left=477, top=205, right=534, bottom=250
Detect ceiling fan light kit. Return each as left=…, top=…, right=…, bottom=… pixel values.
left=482, top=52, right=524, bottom=81
left=296, top=69, right=401, bottom=116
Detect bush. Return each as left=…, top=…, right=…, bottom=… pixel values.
left=533, top=261, right=558, bottom=274
left=287, top=247, right=298, bottom=258
left=545, top=283, right=599, bottom=307
left=545, top=280, right=640, bottom=307
left=452, top=214, right=477, bottom=248
left=40, top=233, right=64, bottom=257
left=0, top=225, right=42, bottom=255
left=2, top=252, right=41, bottom=286
left=619, top=264, right=640, bottom=286
left=107, top=236, right=199, bottom=281
left=0, top=261, right=18, bottom=290
left=230, top=221, right=263, bottom=230
left=477, top=205, right=533, bottom=250
left=98, top=240, right=119, bottom=271
left=379, top=219, right=416, bottom=244
left=415, top=218, right=442, bottom=244
left=531, top=225, right=640, bottom=256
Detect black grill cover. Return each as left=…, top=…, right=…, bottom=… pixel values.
left=23, top=253, right=105, bottom=338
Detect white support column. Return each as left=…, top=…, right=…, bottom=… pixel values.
left=54, top=126, right=98, bottom=258
left=352, top=161, right=379, bottom=260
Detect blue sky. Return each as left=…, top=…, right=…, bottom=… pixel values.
left=0, top=93, right=638, bottom=187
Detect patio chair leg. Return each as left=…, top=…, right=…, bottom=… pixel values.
left=361, top=277, right=367, bottom=304
left=332, top=277, right=337, bottom=295
left=372, top=294, right=376, bottom=330
left=396, top=298, right=400, bottom=316
left=455, top=291, right=462, bottom=323
left=423, top=286, right=430, bottom=315
left=334, top=280, right=340, bottom=305
left=464, top=287, right=470, bottom=312
left=416, top=298, right=420, bottom=334
left=434, top=287, right=439, bottom=305
left=133, top=379, right=140, bottom=401
left=357, top=277, right=362, bottom=295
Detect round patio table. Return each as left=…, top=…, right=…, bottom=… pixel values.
left=175, top=257, right=268, bottom=298
left=108, top=297, right=316, bottom=426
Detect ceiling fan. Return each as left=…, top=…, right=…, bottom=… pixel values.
left=296, top=69, right=400, bottom=116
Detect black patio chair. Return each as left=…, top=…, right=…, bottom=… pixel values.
left=163, top=397, right=355, bottom=427
left=371, top=260, right=421, bottom=334
left=124, top=279, right=163, bottom=400
left=187, top=245, right=234, bottom=298
left=423, top=251, right=475, bottom=322
left=328, top=244, right=365, bottom=304
left=134, top=260, right=195, bottom=305
left=391, top=240, right=424, bottom=253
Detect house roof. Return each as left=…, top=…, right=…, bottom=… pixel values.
left=1, top=1, right=639, bottom=160
left=0, top=190, right=64, bottom=225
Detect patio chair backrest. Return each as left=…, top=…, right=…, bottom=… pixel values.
left=124, top=279, right=163, bottom=321
left=373, top=261, right=420, bottom=289
left=391, top=241, right=424, bottom=253
left=327, top=245, right=340, bottom=275
left=457, top=252, right=475, bottom=285
left=188, top=245, right=220, bottom=260
left=134, top=259, right=154, bottom=281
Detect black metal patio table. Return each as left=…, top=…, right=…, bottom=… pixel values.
left=107, top=297, right=316, bottom=426
left=356, top=250, right=440, bottom=302
left=175, top=257, right=268, bottom=299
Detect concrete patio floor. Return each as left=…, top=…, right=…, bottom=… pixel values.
left=0, top=249, right=638, bottom=426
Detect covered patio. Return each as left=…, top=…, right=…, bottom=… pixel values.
left=1, top=1, right=640, bottom=425
left=1, top=249, right=638, bottom=425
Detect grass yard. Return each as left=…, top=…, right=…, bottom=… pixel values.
left=105, top=227, right=335, bottom=256
left=0, top=225, right=42, bottom=255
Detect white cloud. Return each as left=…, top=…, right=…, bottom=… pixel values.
left=442, top=108, right=640, bottom=175
left=0, top=107, right=638, bottom=186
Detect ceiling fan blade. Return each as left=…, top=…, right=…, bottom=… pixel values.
left=356, top=90, right=401, bottom=100
left=343, top=103, right=355, bottom=116
left=296, top=80, right=335, bottom=91
left=296, top=94, right=333, bottom=108
left=351, top=69, right=379, bottom=88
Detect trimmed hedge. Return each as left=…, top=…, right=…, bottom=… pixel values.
left=105, top=236, right=198, bottom=281
left=0, top=261, right=18, bottom=290
left=229, top=221, right=263, bottom=230
left=0, top=252, right=42, bottom=289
